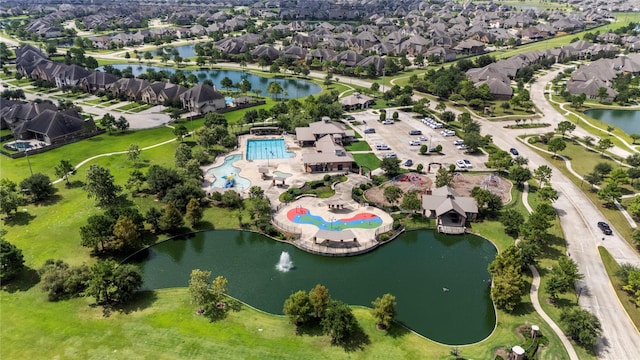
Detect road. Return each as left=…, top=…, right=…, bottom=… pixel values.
left=480, top=71, right=640, bottom=359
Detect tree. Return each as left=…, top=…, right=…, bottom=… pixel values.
left=0, top=180, right=21, bottom=216
left=174, top=124, right=188, bottom=141
left=534, top=165, right=552, bottom=187
left=556, top=120, right=576, bottom=138
left=160, top=204, right=184, bottom=232
left=115, top=116, right=129, bottom=131
left=185, top=198, right=203, bottom=227
left=435, top=167, right=454, bottom=187
left=127, top=144, right=141, bottom=162
left=584, top=172, right=602, bottom=190
left=500, top=210, right=525, bottom=237
left=0, top=237, right=25, bottom=281
left=79, top=214, right=113, bottom=252
left=491, top=265, right=525, bottom=311
left=464, top=132, right=484, bottom=153
left=146, top=165, right=181, bottom=197
left=55, top=159, right=75, bottom=185
left=189, top=269, right=212, bottom=310
left=321, top=300, right=358, bottom=343
left=545, top=256, right=583, bottom=300
left=471, top=187, right=502, bottom=217
left=598, top=181, right=621, bottom=207
left=401, top=191, right=422, bottom=213
left=145, top=207, right=162, bottom=233
left=20, top=173, right=54, bottom=202
left=86, top=259, right=142, bottom=305
left=38, top=259, right=89, bottom=301
left=627, top=196, right=640, bottom=219
left=85, top=165, right=122, bottom=206
left=380, top=157, right=401, bottom=177
left=440, top=110, right=455, bottom=123
left=627, top=153, right=640, bottom=168
left=112, top=216, right=142, bottom=252
left=537, top=186, right=559, bottom=202
left=371, top=293, right=396, bottom=329
left=560, top=308, right=602, bottom=348
left=221, top=76, right=233, bottom=90
left=283, top=290, right=312, bottom=325
left=100, top=113, right=116, bottom=133
left=593, top=162, right=613, bottom=176
left=383, top=185, right=403, bottom=204
left=267, top=81, right=284, bottom=100
left=609, top=168, right=630, bottom=185
left=547, top=137, right=567, bottom=158
left=597, top=138, right=614, bottom=155
left=174, top=143, right=193, bottom=168
left=308, top=284, right=331, bottom=318
left=509, top=165, right=532, bottom=187
left=125, top=169, right=146, bottom=194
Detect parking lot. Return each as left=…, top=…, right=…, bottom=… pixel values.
left=350, top=109, right=489, bottom=171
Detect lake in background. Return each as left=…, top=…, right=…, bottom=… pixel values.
left=129, top=229, right=497, bottom=345
left=583, top=109, right=640, bottom=135
left=102, top=64, right=321, bottom=99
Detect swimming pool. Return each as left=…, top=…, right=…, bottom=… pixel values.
left=4, top=141, right=33, bottom=151
left=246, top=139, right=293, bottom=160
left=225, top=97, right=233, bottom=106
left=207, top=154, right=251, bottom=191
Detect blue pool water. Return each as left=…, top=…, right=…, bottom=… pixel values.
left=225, top=97, right=233, bottom=106
left=11, top=141, right=32, bottom=150
left=207, top=154, right=251, bottom=191
left=246, top=139, right=293, bottom=160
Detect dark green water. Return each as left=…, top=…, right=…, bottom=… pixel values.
left=131, top=230, right=497, bottom=345
left=584, top=109, right=640, bottom=135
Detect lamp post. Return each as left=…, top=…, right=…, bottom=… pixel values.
left=24, top=148, right=33, bottom=176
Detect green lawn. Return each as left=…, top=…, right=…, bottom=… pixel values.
left=346, top=141, right=371, bottom=151
left=353, top=153, right=381, bottom=170
left=598, top=246, right=640, bottom=330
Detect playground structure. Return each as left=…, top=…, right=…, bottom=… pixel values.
left=452, top=173, right=511, bottom=203
left=393, top=173, right=428, bottom=193
left=223, top=175, right=235, bottom=188
left=364, top=173, right=433, bottom=207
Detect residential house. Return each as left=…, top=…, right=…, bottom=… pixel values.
left=14, top=109, right=95, bottom=145
left=422, top=186, right=478, bottom=234
left=0, top=101, right=57, bottom=130
left=295, top=117, right=355, bottom=147
left=80, top=71, right=119, bottom=93
left=340, top=93, right=375, bottom=110
left=180, top=84, right=226, bottom=114
left=106, top=78, right=151, bottom=101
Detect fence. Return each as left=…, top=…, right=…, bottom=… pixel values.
left=271, top=215, right=301, bottom=236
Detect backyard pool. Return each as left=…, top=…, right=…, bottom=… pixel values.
left=246, top=138, right=294, bottom=160
left=207, top=154, right=251, bottom=191
left=4, top=141, right=33, bottom=151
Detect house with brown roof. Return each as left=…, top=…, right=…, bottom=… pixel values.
left=295, top=117, right=355, bottom=147
left=301, top=134, right=355, bottom=173
left=422, top=186, right=478, bottom=234
left=340, top=93, right=375, bottom=110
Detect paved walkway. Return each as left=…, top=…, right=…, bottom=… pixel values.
left=523, top=183, right=580, bottom=360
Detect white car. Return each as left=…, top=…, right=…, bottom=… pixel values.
left=457, top=145, right=468, bottom=150
left=431, top=123, right=443, bottom=129
left=455, top=160, right=466, bottom=168
left=382, top=120, right=395, bottom=125
left=441, top=130, right=455, bottom=137
left=463, top=159, right=472, bottom=168
left=376, top=144, right=391, bottom=150
left=417, top=136, right=428, bottom=142
left=384, top=152, right=398, bottom=158
left=409, top=140, right=422, bottom=146
left=453, top=139, right=464, bottom=145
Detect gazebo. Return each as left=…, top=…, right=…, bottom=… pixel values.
left=313, top=229, right=357, bottom=245
left=324, top=199, right=349, bottom=210
left=258, top=167, right=269, bottom=179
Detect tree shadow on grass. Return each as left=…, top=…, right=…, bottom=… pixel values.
left=3, top=211, right=36, bottom=226
left=1, top=267, right=40, bottom=293
left=386, top=321, right=411, bottom=339
left=337, top=323, right=370, bottom=352
left=38, top=193, right=63, bottom=207
left=509, top=300, right=536, bottom=317
left=117, top=290, right=158, bottom=314
left=64, top=180, right=85, bottom=189
left=295, top=319, right=325, bottom=337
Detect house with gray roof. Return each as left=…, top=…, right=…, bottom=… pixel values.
left=422, top=186, right=478, bottom=234
left=180, top=84, right=226, bottom=115
left=301, top=134, right=355, bottom=173
left=80, top=71, right=119, bottom=93
left=15, top=109, right=95, bottom=145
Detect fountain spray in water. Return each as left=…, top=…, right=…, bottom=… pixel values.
left=276, top=251, right=294, bottom=272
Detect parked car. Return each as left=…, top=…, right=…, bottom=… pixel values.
left=441, top=130, right=455, bottom=137
left=409, top=129, right=422, bottom=135
left=364, top=128, right=376, bottom=134
left=382, top=120, right=395, bottom=125
left=418, top=136, right=428, bottom=142
left=457, top=145, right=468, bottom=150
left=598, top=221, right=613, bottom=235
left=376, top=144, right=390, bottom=150
left=404, top=159, right=413, bottom=166
left=409, top=140, right=422, bottom=146
left=453, top=139, right=464, bottom=145
left=510, top=148, right=519, bottom=155
left=345, top=115, right=355, bottom=121
left=431, top=123, right=443, bottom=129
left=384, top=152, right=398, bottom=158
left=456, top=160, right=466, bottom=168
left=463, top=159, right=472, bottom=168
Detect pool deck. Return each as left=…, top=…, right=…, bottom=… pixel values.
left=201, top=134, right=396, bottom=256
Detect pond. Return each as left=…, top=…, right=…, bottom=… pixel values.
left=583, top=109, right=640, bottom=135
left=129, top=229, right=497, bottom=345
left=103, top=64, right=321, bottom=99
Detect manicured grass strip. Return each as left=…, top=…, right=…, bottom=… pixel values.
left=353, top=153, right=381, bottom=170
left=346, top=141, right=371, bottom=151
left=598, top=246, right=640, bottom=330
